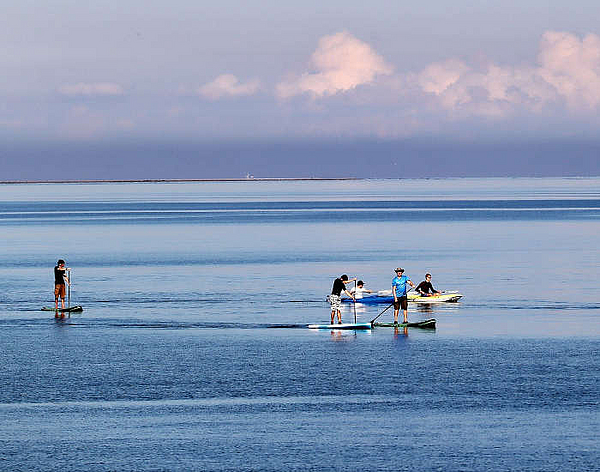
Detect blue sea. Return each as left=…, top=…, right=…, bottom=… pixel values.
left=1, top=177, right=599, bottom=471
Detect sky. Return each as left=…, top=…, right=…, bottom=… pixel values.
left=2, top=0, right=600, bottom=179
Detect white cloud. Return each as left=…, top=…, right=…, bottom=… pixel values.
left=276, top=31, right=392, bottom=99
left=58, top=82, right=125, bottom=96
left=198, top=74, right=259, bottom=100
left=417, top=59, right=470, bottom=96
left=412, top=31, right=600, bottom=116
left=537, top=31, right=600, bottom=109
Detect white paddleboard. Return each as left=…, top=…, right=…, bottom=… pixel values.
left=308, top=322, right=372, bottom=330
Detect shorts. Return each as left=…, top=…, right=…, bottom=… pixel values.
left=54, top=284, right=66, bottom=299
left=329, top=294, right=342, bottom=311
left=394, top=296, right=407, bottom=310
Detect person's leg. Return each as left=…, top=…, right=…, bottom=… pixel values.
left=59, top=285, right=66, bottom=309
left=330, top=294, right=339, bottom=324
left=393, top=299, right=400, bottom=324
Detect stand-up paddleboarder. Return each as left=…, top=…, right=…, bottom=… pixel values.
left=392, top=268, right=415, bottom=324
left=54, top=259, right=71, bottom=311
left=330, top=274, right=355, bottom=324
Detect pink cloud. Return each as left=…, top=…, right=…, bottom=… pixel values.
left=276, top=31, right=392, bottom=98
left=198, top=74, right=259, bottom=100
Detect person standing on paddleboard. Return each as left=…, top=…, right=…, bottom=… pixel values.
left=392, top=268, right=415, bottom=324
left=54, top=259, right=71, bottom=311
left=330, top=274, right=355, bottom=324
left=415, top=273, right=441, bottom=297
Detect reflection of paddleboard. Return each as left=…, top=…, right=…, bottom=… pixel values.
left=41, top=306, right=84, bottom=313
left=308, top=322, right=372, bottom=330
left=373, top=318, right=436, bottom=329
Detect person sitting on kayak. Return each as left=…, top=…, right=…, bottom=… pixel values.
left=415, top=273, right=441, bottom=297
left=349, top=280, right=373, bottom=300
left=330, top=274, right=356, bottom=324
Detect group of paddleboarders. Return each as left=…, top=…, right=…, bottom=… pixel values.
left=330, top=268, right=441, bottom=325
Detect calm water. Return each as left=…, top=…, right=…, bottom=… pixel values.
left=1, top=178, right=599, bottom=471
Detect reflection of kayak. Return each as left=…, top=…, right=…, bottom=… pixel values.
left=308, top=322, right=372, bottom=330
left=373, top=318, right=436, bottom=329
left=341, top=291, right=462, bottom=304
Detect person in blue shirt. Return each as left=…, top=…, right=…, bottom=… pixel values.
left=392, top=268, right=415, bottom=324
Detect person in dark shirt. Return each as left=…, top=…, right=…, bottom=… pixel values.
left=54, top=259, right=71, bottom=310
left=415, top=273, right=441, bottom=297
left=330, top=274, right=355, bottom=324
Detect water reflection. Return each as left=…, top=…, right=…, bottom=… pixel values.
left=394, top=326, right=409, bottom=337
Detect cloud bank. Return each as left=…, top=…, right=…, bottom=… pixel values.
left=198, top=74, right=260, bottom=100
left=18, top=30, right=600, bottom=142
left=276, top=31, right=392, bottom=98
left=272, top=30, right=600, bottom=123
left=412, top=31, right=600, bottom=117
left=538, top=31, right=600, bottom=109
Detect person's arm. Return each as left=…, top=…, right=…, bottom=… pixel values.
left=415, top=281, right=426, bottom=294
left=344, top=278, right=357, bottom=298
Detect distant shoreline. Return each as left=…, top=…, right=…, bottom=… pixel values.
left=0, top=177, right=359, bottom=185
left=0, top=176, right=596, bottom=185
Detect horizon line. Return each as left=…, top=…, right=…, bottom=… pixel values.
left=0, top=177, right=362, bottom=185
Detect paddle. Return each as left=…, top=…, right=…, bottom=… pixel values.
left=353, top=279, right=357, bottom=324
left=67, top=269, right=71, bottom=308
left=369, top=302, right=393, bottom=325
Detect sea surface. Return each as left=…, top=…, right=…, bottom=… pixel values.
left=1, top=177, right=599, bottom=471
